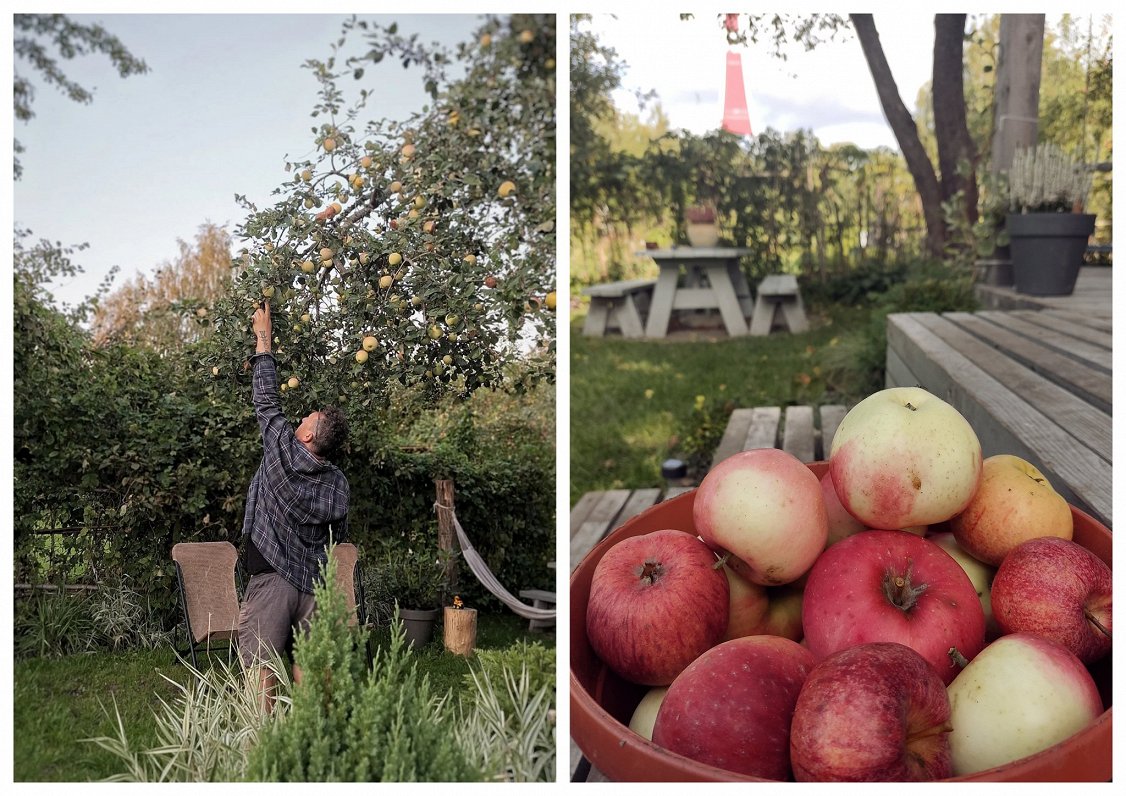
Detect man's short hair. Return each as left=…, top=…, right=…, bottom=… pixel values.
left=312, top=405, right=348, bottom=461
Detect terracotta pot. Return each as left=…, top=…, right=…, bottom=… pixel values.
left=570, top=461, right=1112, bottom=782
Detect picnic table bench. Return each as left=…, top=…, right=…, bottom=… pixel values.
left=749, top=274, right=810, bottom=335
left=581, top=279, right=657, bottom=338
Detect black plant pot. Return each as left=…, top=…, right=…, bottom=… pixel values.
left=399, top=607, right=440, bottom=649
left=1007, top=212, right=1096, bottom=296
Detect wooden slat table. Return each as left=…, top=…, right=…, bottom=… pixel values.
left=886, top=308, right=1111, bottom=528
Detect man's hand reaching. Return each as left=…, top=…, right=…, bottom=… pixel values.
left=253, top=301, right=272, bottom=354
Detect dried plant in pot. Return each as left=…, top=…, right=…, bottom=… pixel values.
left=684, top=204, right=720, bottom=248
left=1006, top=143, right=1095, bottom=296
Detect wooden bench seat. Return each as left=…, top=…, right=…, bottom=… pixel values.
left=518, top=588, right=556, bottom=631
left=581, top=279, right=657, bottom=338
left=749, top=274, right=809, bottom=335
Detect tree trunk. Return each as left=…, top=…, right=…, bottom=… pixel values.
left=932, top=14, right=979, bottom=233
left=434, top=479, right=458, bottom=595
left=851, top=13, right=947, bottom=258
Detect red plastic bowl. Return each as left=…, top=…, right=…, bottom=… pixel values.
left=570, top=461, right=1112, bottom=782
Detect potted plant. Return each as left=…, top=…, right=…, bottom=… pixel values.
left=1006, top=143, right=1095, bottom=296
left=372, top=545, right=448, bottom=649
left=685, top=203, right=720, bottom=248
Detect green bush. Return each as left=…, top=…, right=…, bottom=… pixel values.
left=14, top=588, right=97, bottom=659
left=464, top=641, right=556, bottom=712
left=246, top=552, right=480, bottom=782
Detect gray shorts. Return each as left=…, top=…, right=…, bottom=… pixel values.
left=237, top=572, right=316, bottom=669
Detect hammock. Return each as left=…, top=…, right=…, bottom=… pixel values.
left=434, top=502, right=556, bottom=622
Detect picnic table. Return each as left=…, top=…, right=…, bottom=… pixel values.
left=886, top=265, right=1112, bottom=531
left=635, top=247, right=754, bottom=338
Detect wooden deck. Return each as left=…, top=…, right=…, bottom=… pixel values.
left=887, top=267, right=1111, bottom=527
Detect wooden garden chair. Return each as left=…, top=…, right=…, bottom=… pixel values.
left=171, top=541, right=242, bottom=669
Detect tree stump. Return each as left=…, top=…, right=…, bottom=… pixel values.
left=443, top=606, right=477, bottom=656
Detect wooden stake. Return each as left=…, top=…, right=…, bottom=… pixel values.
left=434, top=478, right=458, bottom=594
left=443, top=606, right=477, bottom=656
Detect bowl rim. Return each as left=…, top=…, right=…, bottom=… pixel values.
left=570, top=470, right=1113, bottom=783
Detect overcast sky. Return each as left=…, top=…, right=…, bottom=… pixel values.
left=11, top=11, right=482, bottom=310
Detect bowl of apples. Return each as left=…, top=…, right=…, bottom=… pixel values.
left=570, top=388, right=1112, bottom=782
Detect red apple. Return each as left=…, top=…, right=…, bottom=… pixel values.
left=829, top=387, right=982, bottom=529
left=720, top=564, right=769, bottom=642
left=694, top=448, right=828, bottom=586
left=950, top=454, right=1073, bottom=566
left=802, top=530, right=985, bottom=684
left=821, top=469, right=867, bottom=545
left=586, top=529, right=729, bottom=686
left=991, top=536, right=1112, bottom=664
left=947, top=632, right=1103, bottom=776
left=653, top=635, right=815, bottom=780
left=790, top=642, right=953, bottom=781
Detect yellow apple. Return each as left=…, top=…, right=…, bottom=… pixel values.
left=379, top=274, right=393, bottom=289
left=518, top=29, right=535, bottom=43
left=323, top=137, right=336, bottom=152
left=423, top=220, right=436, bottom=234
left=950, top=454, right=1073, bottom=566
left=408, top=209, right=420, bottom=219
left=359, top=252, right=369, bottom=265
left=287, top=377, right=300, bottom=389
left=498, top=180, right=517, bottom=198
left=360, top=155, right=373, bottom=169
left=211, top=366, right=220, bottom=377
left=332, top=201, right=342, bottom=213
left=300, top=259, right=316, bottom=273
left=721, top=564, right=770, bottom=642
left=355, top=349, right=369, bottom=363
left=300, top=313, right=311, bottom=324
left=463, top=253, right=477, bottom=265
left=929, top=531, right=999, bottom=641
left=628, top=687, right=669, bottom=741
left=444, top=313, right=460, bottom=327
left=442, top=355, right=453, bottom=366
left=195, top=307, right=208, bottom=317
left=390, top=180, right=403, bottom=193
left=388, top=252, right=403, bottom=266
left=319, top=247, right=334, bottom=261
left=428, top=325, right=443, bottom=340
left=362, top=335, right=378, bottom=352
left=301, top=169, right=312, bottom=182
left=447, top=110, right=460, bottom=125
left=545, top=291, right=557, bottom=310
left=479, top=33, right=491, bottom=48
left=414, top=195, right=426, bottom=209
left=401, top=143, right=416, bottom=159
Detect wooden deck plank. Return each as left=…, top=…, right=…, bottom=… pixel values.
left=1044, top=308, right=1112, bottom=333
left=618, top=488, right=662, bottom=524
left=711, top=407, right=755, bottom=469
left=569, top=491, right=605, bottom=537
left=782, top=405, right=815, bottom=463
left=1009, top=310, right=1113, bottom=350
left=974, top=311, right=1111, bottom=372
left=945, top=312, right=1112, bottom=414
left=887, top=313, right=1111, bottom=525
left=916, top=313, right=1111, bottom=463
left=743, top=406, right=782, bottom=451
left=818, top=404, right=848, bottom=459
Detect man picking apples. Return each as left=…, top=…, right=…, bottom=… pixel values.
left=238, top=301, right=350, bottom=713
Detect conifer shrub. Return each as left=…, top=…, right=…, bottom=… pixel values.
left=246, top=548, right=480, bottom=782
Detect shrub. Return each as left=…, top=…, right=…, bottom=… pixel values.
left=246, top=551, right=479, bottom=781
left=14, top=587, right=97, bottom=659
left=84, top=654, right=286, bottom=782
left=456, top=655, right=556, bottom=782
left=90, top=575, right=174, bottom=652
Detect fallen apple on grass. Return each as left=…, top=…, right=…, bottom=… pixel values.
left=991, top=536, right=1112, bottom=664
left=829, top=387, right=982, bottom=529
left=653, top=635, right=815, bottom=780
left=802, top=529, right=985, bottom=684
left=946, top=632, right=1103, bottom=776
left=694, top=448, right=827, bottom=586
left=950, top=453, right=1073, bottom=566
left=586, top=529, right=728, bottom=686
left=790, top=642, right=953, bottom=781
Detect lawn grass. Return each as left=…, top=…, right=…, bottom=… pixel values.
left=569, top=300, right=871, bottom=504
left=13, top=612, right=554, bottom=782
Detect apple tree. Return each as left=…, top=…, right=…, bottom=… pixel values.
left=201, top=14, right=556, bottom=412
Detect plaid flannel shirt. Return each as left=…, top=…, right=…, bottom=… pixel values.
left=241, top=353, right=349, bottom=594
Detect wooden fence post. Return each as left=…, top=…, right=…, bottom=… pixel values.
left=434, top=478, right=459, bottom=596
